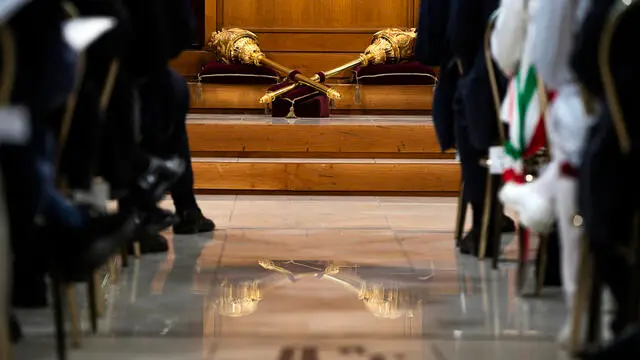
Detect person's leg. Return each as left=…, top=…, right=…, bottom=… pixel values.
left=166, top=68, right=198, bottom=214
left=164, top=69, right=215, bottom=234
left=136, top=68, right=213, bottom=236
left=453, top=101, right=489, bottom=254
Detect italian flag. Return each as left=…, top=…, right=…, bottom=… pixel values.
left=500, top=65, right=549, bottom=184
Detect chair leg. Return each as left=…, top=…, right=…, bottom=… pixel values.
left=629, top=212, right=640, bottom=322
left=94, top=271, right=105, bottom=317
left=454, top=181, right=466, bottom=245
left=0, top=322, right=11, bottom=360
left=516, top=227, right=529, bottom=294
left=478, top=173, right=494, bottom=260
left=133, top=241, right=141, bottom=259
left=570, top=240, right=592, bottom=354
left=65, top=285, right=82, bottom=348
left=51, top=276, right=67, bottom=360
left=108, top=256, right=118, bottom=284
left=87, top=275, right=98, bottom=334
left=535, top=234, right=550, bottom=297
left=586, top=259, right=603, bottom=346
left=491, top=187, right=504, bottom=270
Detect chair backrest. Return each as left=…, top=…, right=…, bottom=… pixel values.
left=599, top=0, right=638, bottom=155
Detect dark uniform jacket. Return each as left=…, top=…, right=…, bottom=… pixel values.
left=415, top=0, right=504, bottom=152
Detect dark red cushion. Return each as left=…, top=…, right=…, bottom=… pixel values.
left=352, top=61, right=437, bottom=85
left=269, top=81, right=330, bottom=118
left=198, top=61, right=279, bottom=84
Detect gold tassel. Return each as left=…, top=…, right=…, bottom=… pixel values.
left=264, top=101, right=271, bottom=115
left=285, top=104, right=296, bottom=119
left=195, top=78, right=203, bottom=102
left=353, top=72, right=361, bottom=105
left=329, top=98, right=336, bottom=109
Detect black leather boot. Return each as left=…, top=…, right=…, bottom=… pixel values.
left=173, top=208, right=215, bottom=234
left=578, top=326, right=640, bottom=360
left=47, top=208, right=141, bottom=282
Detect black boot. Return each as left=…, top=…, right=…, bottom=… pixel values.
left=47, top=208, right=141, bottom=282
left=141, top=207, right=179, bottom=235
left=130, top=233, right=169, bottom=254
left=578, top=326, right=640, bottom=359
left=459, top=229, right=478, bottom=255
left=10, top=313, right=22, bottom=344
left=173, top=209, right=215, bottom=234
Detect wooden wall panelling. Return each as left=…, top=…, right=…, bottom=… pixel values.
left=189, top=84, right=265, bottom=110
left=204, top=0, right=217, bottom=45
left=187, top=83, right=434, bottom=111
left=170, top=51, right=215, bottom=77
left=265, top=52, right=362, bottom=78
left=334, top=84, right=434, bottom=110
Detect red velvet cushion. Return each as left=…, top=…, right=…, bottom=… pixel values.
left=352, top=61, right=437, bottom=85
left=269, top=81, right=330, bottom=118
left=198, top=61, right=279, bottom=84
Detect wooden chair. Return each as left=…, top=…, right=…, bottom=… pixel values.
left=478, top=12, right=508, bottom=266
left=482, top=11, right=552, bottom=296
left=0, top=14, right=19, bottom=360
left=569, top=0, right=639, bottom=353
left=595, top=0, right=639, bottom=336
left=480, top=13, right=518, bottom=278
left=0, top=176, right=10, bottom=360
left=50, top=4, right=118, bottom=359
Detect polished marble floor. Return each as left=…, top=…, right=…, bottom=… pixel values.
left=14, top=196, right=570, bottom=360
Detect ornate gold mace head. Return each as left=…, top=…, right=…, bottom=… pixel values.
left=259, top=28, right=416, bottom=104
left=209, top=28, right=342, bottom=101
left=208, top=28, right=265, bottom=66
left=361, top=27, right=417, bottom=66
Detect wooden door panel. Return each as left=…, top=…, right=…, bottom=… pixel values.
left=256, top=33, right=372, bottom=52
left=221, top=0, right=412, bottom=29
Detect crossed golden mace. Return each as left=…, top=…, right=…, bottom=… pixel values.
left=208, top=28, right=417, bottom=104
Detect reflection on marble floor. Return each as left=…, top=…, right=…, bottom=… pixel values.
left=13, top=196, right=570, bottom=360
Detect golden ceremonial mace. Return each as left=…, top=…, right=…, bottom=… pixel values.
left=259, top=28, right=417, bottom=104
left=209, top=28, right=341, bottom=101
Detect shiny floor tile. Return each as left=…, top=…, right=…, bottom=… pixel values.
left=13, top=196, right=570, bottom=360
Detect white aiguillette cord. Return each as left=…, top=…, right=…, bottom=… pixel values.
left=282, top=90, right=321, bottom=119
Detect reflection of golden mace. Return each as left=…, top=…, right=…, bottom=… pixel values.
left=259, top=28, right=417, bottom=104
left=209, top=28, right=341, bottom=101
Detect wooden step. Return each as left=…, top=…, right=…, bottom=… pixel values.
left=192, top=158, right=460, bottom=196
left=189, top=83, right=433, bottom=114
left=187, top=115, right=452, bottom=159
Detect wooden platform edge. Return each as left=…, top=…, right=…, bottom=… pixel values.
left=186, top=121, right=448, bottom=157
left=192, top=161, right=460, bottom=194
